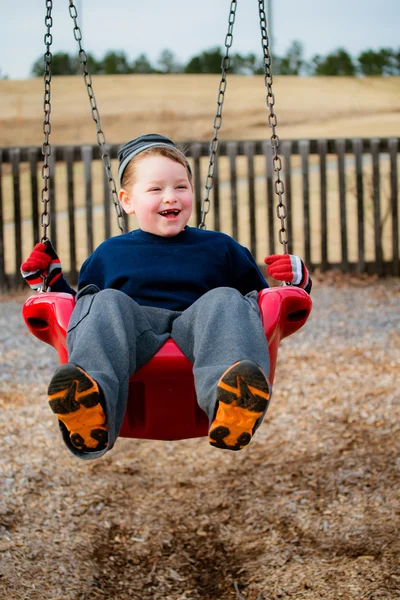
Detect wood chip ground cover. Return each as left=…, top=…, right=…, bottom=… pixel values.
left=0, top=275, right=399, bottom=600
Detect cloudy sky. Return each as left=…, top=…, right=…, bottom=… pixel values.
left=1, top=0, right=399, bottom=79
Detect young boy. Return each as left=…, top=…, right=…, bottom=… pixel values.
left=21, top=134, right=311, bottom=460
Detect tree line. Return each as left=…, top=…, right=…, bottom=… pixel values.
left=30, top=42, right=400, bottom=77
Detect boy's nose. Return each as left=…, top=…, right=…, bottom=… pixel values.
left=164, top=191, right=177, bottom=203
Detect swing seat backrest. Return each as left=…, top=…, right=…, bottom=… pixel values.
left=22, top=287, right=311, bottom=441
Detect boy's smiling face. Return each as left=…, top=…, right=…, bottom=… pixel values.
left=119, top=154, right=193, bottom=237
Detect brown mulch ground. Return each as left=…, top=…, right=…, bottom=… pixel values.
left=0, top=274, right=399, bottom=600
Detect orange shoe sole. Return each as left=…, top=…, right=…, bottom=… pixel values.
left=209, top=360, right=270, bottom=451
left=48, top=364, right=108, bottom=451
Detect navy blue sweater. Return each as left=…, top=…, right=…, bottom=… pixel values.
left=54, top=227, right=268, bottom=311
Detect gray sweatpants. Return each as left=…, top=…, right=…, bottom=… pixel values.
left=63, top=285, right=270, bottom=459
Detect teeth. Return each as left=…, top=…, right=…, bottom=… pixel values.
left=160, top=210, right=179, bottom=215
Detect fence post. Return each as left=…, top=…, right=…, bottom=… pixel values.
left=336, top=139, right=348, bottom=272
left=0, top=149, right=6, bottom=291
left=82, top=145, right=94, bottom=256
left=228, top=141, right=238, bottom=240
left=389, top=138, right=399, bottom=276
left=190, top=143, right=202, bottom=226
left=263, top=141, right=275, bottom=256
left=370, top=138, right=383, bottom=276
left=49, top=149, right=57, bottom=251
left=212, top=153, right=220, bottom=232
left=300, top=140, right=311, bottom=267
left=11, top=148, right=22, bottom=286
left=65, top=146, right=77, bottom=282
left=352, top=138, right=365, bottom=273
left=245, top=141, right=257, bottom=257
left=282, top=140, right=292, bottom=255
left=103, top=144, right=112, bottom=240
left=28, top=147, right=40, bottom=246
left=318, top=139, right=328, bottom=272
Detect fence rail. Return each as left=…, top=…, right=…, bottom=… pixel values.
left=0, top=137, right=399, bottom=291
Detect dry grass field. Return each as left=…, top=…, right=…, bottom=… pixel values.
left=1, top=75, right=400, bottom=146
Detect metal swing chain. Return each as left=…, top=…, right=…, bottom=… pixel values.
left=199, top=0, right=237, bottom=230
left=40, top=0, right=54, bottom=242
left=258, top=0, right=289, bottom=254
left=68, top=0, right=126, bottom=234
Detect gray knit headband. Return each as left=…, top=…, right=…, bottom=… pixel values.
left=117, top=134, right=191, bottom=186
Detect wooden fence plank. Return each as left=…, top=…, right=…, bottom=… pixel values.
left=300, top=140, right=311, bottom=266
left=282, top=141, right=293, bottom=255
left=0, top=149, right=6, bottom=290
left=371, top=138, right=383, bottom=276
left=228, top=142, right=238, bottom=240
left=28, top=147, right=40, bottom=246
left=11, top=148, right=22, bottom=283
left=82, top=145, right=94, bottom=256
left=191, top=143, right=202, bottom=226
left=212, top=154, right=220, bottom=232
left=48, top=150, right=57, bottom=251
left=245, top=142, right=257, bottom=257
left=65, top=146, right=77, bottom=282
left=318, top=139, right=328, bottom=272
left=264, top=141, right=275, bottom=256
left=389, top=138, right=399, bottom=276
left=103, top=144, right=112, bottom=240
left=352, top=138, right=365, bottom=273
left=336, top=139, right=348, bottom=270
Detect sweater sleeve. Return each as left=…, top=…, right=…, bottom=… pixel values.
left=227, top=241, right=269, bottom=295
left=49, top=274, right=77, bottom=296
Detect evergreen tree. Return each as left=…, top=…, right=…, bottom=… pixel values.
left=29, top=44, right=400, bottom=78
left=358, top=48, right=396, bottom=76
left=131, top=53, right=156, bottom=74
left=311, top=48, right=356, bottom=76
left=393, top=48, right=400, bottom=74
left=231, top=52, right=259, bottom=75
left=277, top=40, right=305, bottom=75
left=157, top=49, right=183, bottom=74
left=102, top=51, right=132, bottom=75
left=31, top=52, right=78, bottom=77
left=184, top=47, right=224, bottom=74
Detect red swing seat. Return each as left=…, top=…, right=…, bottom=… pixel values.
left=22, top=286, right=311, bottom=441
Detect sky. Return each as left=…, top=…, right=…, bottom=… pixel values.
left=1, top=0, right=399, bottom=80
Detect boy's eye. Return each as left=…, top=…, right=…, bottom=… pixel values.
left=177, top=185, right=188, bottom=189
left=149, top=187, right=161, bottom=192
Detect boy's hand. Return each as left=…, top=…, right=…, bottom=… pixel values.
left=264, top=254, right=312, bottom=293
left=21, top=240, right=62, bottom=291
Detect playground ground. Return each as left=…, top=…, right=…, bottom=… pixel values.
left=0, top=272, right=399, bottom=600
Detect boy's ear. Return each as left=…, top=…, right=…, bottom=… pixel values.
left=118, top=188, right=135, bottom=215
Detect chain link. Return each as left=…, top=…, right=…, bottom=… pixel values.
left=68, top=0, right=125, bottom=233
left=258, top=0, right=289, bottom=253
left=199, top=0, right=237, bottom=229
left=40, top=0, right=53, bottom=242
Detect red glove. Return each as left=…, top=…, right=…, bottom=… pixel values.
left=264, top=254, right=312, bottom=293
left=21, top=240, right=62, bottom=291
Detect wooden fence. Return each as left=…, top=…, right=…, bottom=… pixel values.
left=0, top=137, right=399, bottom=291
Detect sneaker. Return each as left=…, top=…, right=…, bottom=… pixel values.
left=48, top=363, right=108, bottom=451
left=209, top=360, right=271, bottom=451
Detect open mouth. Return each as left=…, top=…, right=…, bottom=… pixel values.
left=159, top=209, right=181, bottom=218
